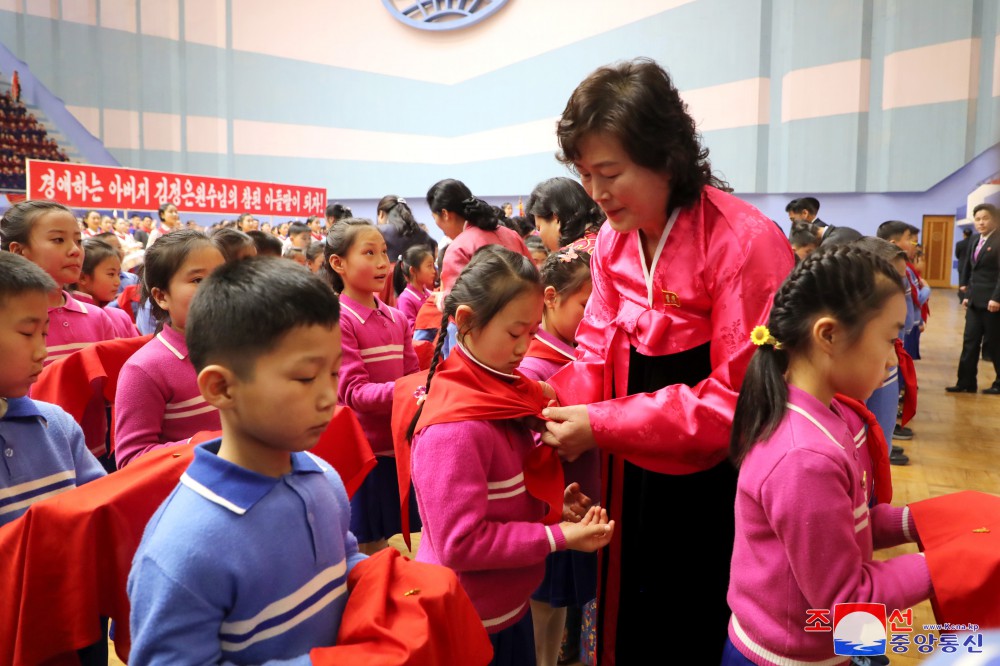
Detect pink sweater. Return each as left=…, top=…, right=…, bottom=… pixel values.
left=45, top=291, right=117, bottom=366
left=728, top=385, right=931, bottom=666
left=440, top=225, right=531, bottom=294
left=338, top=294, right=419, bottom=455
left=396, top=285, right=431, bottom=331
left=70, top=292, right=139, bottom=339
left=412, top=379, right=568, bottom=632
left=114, top=326, right=220, bottom=468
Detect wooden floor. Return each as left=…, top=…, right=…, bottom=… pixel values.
left=876, top=288, right=1000, bottom=665
left=110, top=289, right=994, bottom=665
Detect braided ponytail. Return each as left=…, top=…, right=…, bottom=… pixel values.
left=730, top=245, right=905, bottom=466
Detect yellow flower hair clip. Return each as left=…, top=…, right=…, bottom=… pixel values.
left=750, top=325, right=782, bottom=349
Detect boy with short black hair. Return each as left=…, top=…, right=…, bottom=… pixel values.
left=286, top=221, right=312, bottom=250
left=127, top=257, right=364, bottom=665
left=788, top=226, right=819, bottom=262
left=0, top=253, right=105, bottom=527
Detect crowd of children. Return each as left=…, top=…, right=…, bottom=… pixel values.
left=0, top=56, right=995, bottom=666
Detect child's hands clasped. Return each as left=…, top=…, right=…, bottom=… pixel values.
left=562, top=482, right=592, bottom=522
left=561, top=505, right=614, bottom=552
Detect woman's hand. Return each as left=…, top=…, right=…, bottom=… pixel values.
left=562, top=482, right=592, bottom=522
left=560, top=505, right=614, bottom=552
left=541, top=405, right=596, bottom=462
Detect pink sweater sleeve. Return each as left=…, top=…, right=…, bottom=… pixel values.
left=763, top=448, right=932, bottom=611
left=440, top=241, right=472, bottom=295
left=413, top=421, right=567, bottom=572
left=114, top=361, right=176, bottom=468
left=337, top=318, right=395, bottom=414
left=402, top=325, right=420, bottom=376
left=870, top=503, right=920, bottom=550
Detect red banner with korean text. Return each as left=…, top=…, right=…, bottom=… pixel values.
left=26, top=159, right=326, bottom=217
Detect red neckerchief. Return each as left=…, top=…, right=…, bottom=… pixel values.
left=525, top=335, right=574, bottom=366
left=904, top=262, right=922, bottom=312
left=894, top=339, right=918, bottom=426
left=116, top=284, right=142, bottom=323
left=907, top=262, right=931, bottom=321
left=392, top=348, right=564, bottom=549
left=413, top=292, right=442, bottom=331
left=834, top=393, right=893, bottom=505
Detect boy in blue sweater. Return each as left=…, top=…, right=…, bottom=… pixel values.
left=127, top=257, right=365, bottom=665
left=0, top=253, right=105, bottom=528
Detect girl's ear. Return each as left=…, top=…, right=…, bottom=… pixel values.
left=329, top=254, right=347, bottom=276
left=7, top=241, right=26, bottom=256
left=543, top=285, right=559, bottom=310
left=77, top=273, right=93, bottom=291
left=811, top=316, right=838, bottom=355
left=454, top=304, right=474, bottom=336
left=150, top=286, right=169, bottom=313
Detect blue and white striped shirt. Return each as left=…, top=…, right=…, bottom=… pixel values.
left=0, top=397, right=105, bottom=527
left=128, top=440, right=365, bottom=665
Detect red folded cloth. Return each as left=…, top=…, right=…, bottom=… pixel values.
left=909, top=491, right=1000, bottom=629
left=0, top=406, right=375, bottom=665
left=31, top=334, right=153, bottom=453
left=310, top=548, right=494, bottom=665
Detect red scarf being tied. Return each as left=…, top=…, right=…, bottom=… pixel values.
left=834, top=393, right=893, bottom=506
left=894, top=338, right=918, bottom=426
left=392, top=349, right=565, bottom=549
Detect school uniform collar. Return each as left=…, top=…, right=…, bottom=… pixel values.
left=339, top=293, right=396, bottom=325
left=404, top=285, right=430, bottom=299
left=454, top=342, right=519, bottom=382
left=59, top=291, right=89, bottom=314
left=785, top=384, right=854, bottom=450
left=69, top=290, right=96, bottom=306
left=0, top=396, right=46, bottom=424
left=180, top=439, right=326, bottom=515
left=533, top=328, right=576, bottom=361
left=156, top=325, right=189, bottom=360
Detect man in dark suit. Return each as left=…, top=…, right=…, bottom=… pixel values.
left=956, top=227, right=973, bottom=302
left=949, top=203, right=1000, bottom=394
left=785, top=197, right=827, bottom=227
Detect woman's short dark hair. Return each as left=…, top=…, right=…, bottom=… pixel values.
left=527, top=177, right=605, bottom=247
left=556, top=58, right=728, bottom=212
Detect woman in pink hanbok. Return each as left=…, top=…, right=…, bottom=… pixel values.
left=541, top=59, right=794, bottom=665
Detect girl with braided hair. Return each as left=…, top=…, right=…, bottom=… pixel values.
left=405, top=245, right=614, bottom=666
left=724, top=246, right=932, bottom=665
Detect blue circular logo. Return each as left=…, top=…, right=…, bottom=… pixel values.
left=382, top=0, right=510, bottom=31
